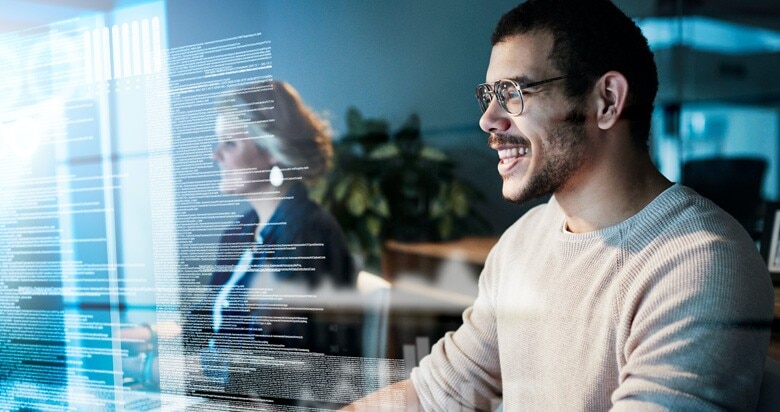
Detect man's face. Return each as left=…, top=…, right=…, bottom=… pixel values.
left=480, top=31, right=591, bottom=204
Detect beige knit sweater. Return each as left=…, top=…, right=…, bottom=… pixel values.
left=411, top=185, right=774, bottom=411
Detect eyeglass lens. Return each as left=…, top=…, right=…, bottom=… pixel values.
left=498, top=81, right=523, bottom=115
left=477, top=80, right=524, bottom=115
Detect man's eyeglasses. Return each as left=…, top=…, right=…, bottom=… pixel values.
left=476, top=76, right=566, bottom=116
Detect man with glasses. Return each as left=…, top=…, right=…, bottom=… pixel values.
left=345, top=0, right=773, bottom=410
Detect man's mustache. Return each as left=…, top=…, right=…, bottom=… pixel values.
left=488, top=133, right=529, bottom=147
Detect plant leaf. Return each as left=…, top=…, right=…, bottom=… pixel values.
left=451, top=182, right=469, bottom=217
left=366, top=216, right=382, bottom=237
left=346, top=177, right=369, bottom=216
left=419, top=146, right=448, bottom=161
left=369, top=143, right=400, bottom=159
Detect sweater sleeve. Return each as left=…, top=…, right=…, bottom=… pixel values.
left=611, top=234, right=774, bottom=411
left=410, top=247, right=503, bottom=411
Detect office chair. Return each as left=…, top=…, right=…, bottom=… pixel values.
left=757, top=356, right=780, bottom=411
left=682, top=157, right=767, bottom=239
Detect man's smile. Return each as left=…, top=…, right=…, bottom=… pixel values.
left=497, top=145, right=529, bottom=164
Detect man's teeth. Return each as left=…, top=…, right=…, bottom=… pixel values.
left=498, top=146, right=529, bottom=160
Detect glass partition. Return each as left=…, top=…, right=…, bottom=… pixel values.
left=0, top=0, right=778, bottom=410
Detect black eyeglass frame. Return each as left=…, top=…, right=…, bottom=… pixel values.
left=476, top=75, right=567, bottom=116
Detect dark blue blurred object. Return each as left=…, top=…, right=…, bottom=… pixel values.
left=682, top=157, right=768, bottom=239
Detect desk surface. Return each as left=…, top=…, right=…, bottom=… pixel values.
left=384, top=236, right=499, bottom=266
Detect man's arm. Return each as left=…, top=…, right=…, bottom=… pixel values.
left=611, top=239, right=774, bottom=411
left=341, top=240, right=505, bottom=411
left=341, top=268, right=502, bottom=411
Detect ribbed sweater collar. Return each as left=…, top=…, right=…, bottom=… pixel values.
left=553, top=183, right=685, bottom=242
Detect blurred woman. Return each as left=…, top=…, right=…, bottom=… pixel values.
left=210, top=80, right=354, bottom=297
left=125, top=81, right=358, bottom=406
left=183, top=80, right=359, bottom=404
left=200, top=80, right=356, bottom=347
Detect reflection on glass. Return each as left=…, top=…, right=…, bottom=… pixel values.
left=0, top=0, right=778, bottom=410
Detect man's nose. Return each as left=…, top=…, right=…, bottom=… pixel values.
left=479, top=99, right=512, bottom=134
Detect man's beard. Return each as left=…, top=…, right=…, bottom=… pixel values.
left=501, top=108, right=588, bottom=205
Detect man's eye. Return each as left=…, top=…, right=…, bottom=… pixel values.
left=521, top=83, right=546, bottom=93
left=520, top=88, right=541, bottom=97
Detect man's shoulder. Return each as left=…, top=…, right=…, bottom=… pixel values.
left=640, top=184, right=749, bottom=242
left=626, top=185, right=769, bottom=289
left=614, top=186, right=772, bottom=329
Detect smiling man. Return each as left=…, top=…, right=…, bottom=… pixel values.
left=345, top=0, right=774, bottom=410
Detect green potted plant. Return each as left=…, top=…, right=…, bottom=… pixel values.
left=312, top=107, right=489, bottom=269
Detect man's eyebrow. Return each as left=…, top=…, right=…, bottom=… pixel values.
left=507, top=75, right=533, bottom=86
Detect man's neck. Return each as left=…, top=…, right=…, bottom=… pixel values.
left=556, top=151, right=672, bottom=234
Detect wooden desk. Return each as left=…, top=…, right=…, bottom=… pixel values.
left=379, top=236, right=498, bottom=358
left=381, top=236, right=499, bottom=280
left=384, top=236, right=498, bottom=265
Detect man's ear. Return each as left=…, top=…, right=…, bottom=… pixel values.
left=595, top=71, right=629, bottom=131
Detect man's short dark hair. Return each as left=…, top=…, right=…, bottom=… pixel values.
left=493, top=0, right=658, bottom=150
